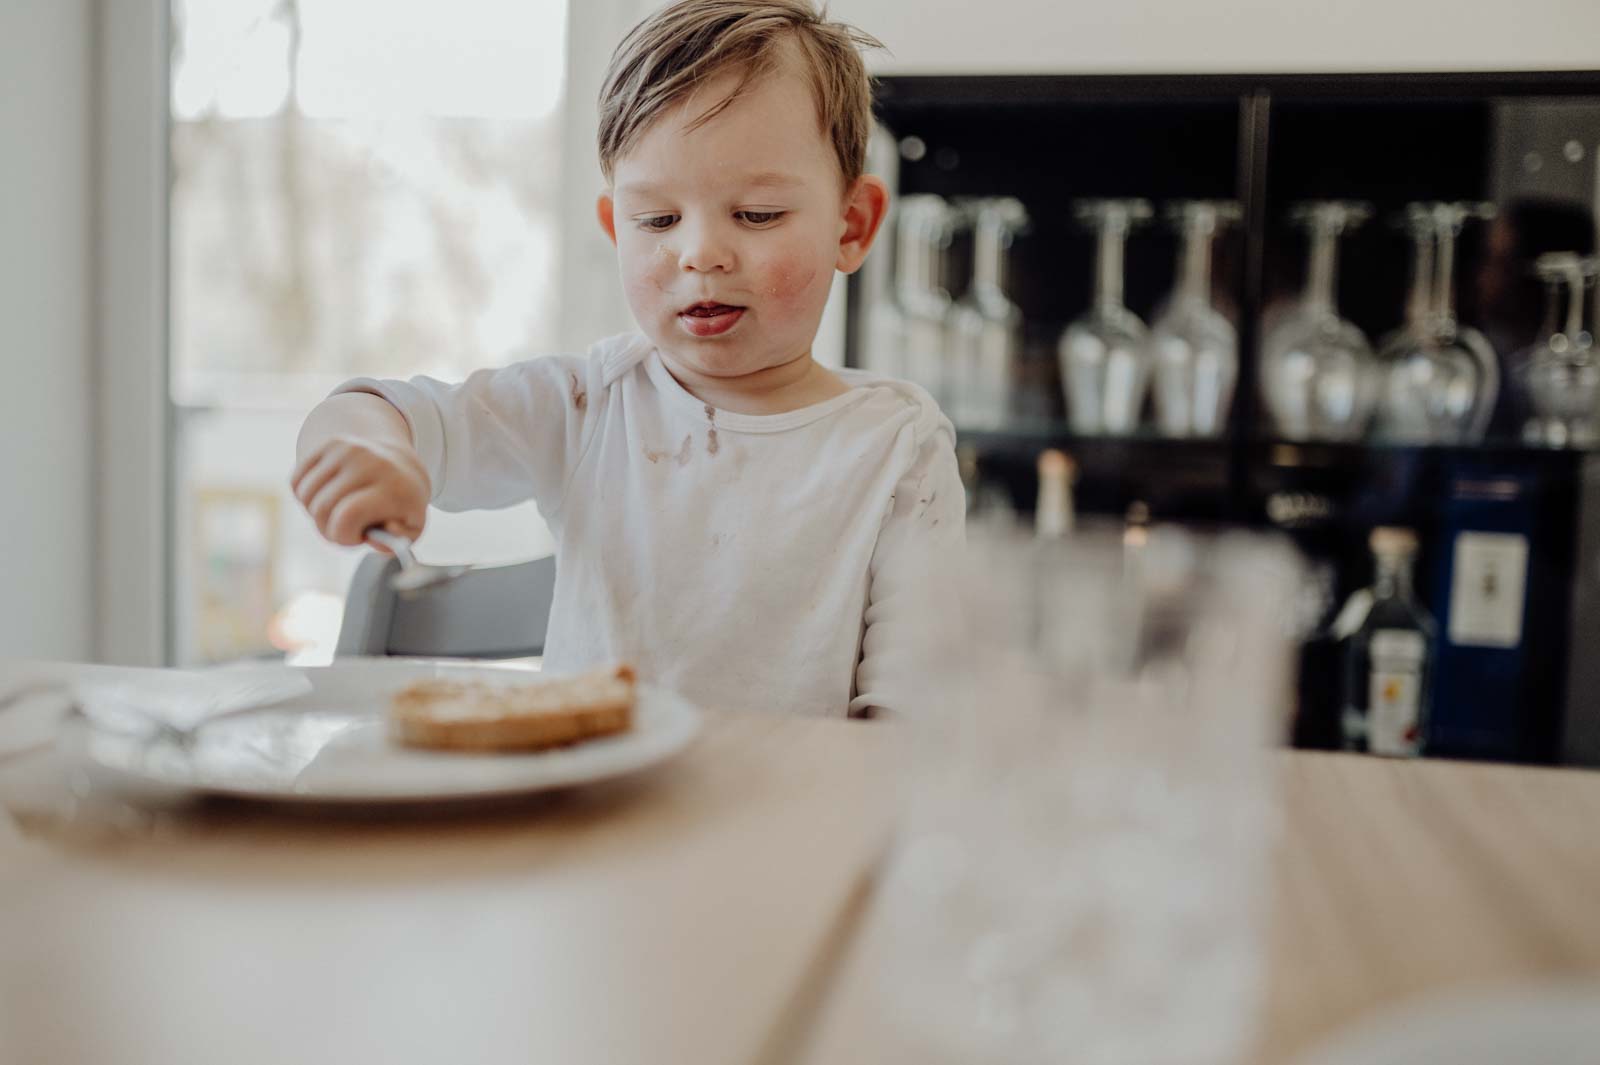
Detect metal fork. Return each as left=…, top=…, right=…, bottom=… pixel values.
left=0, top=682, right=195, bottom=764
left=364, top=527, right=470, bottom=598
left=4, top=671, right=312, bottom=753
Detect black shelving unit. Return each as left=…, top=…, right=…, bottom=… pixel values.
left=849, top=72, right=1600, bottom=763
left=850, top=71, right=1600, bottom=520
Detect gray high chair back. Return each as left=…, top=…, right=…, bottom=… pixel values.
left=335, top=553, right=558, bottom=659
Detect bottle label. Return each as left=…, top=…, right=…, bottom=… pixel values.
left=1368, top=629, right=1426, bottom=757
left=1447, top=532, right=1528, bottom=649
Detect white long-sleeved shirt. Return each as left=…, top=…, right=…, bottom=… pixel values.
left=334, top=332, right=964, bottom=717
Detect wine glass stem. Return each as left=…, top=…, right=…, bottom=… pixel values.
left=1566, top=265, right=1588, bottom=339
left=1433, top=222, right=1457, bottom=325
left=974, top=216, right=1009, bottom=303
left=1305, top=224, right=1339, bottom=315
left=1095, top=221, right=1127, bottom=312
left=895, top=205, right=925, bottom=307
left=1177, top=221, right=1213, bottom=303
left=1407, top=227, right=1434, bottom=327
left=924, top=214, right=950, bottom=303
left=1538, top=281, right=1561, bottom=340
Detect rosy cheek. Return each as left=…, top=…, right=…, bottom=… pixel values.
left=758, top=257, right=823, bottom=308
left=622, top=244, right=674, bottom=299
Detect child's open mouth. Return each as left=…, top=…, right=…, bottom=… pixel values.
left=678, top=301, right=745, bottom=338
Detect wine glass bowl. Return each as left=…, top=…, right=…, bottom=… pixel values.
left=1058, top=198, right=1155, bottom=436
left=1373, top=202, right=1500, bottom=444
left=1150, top=200, right=1241, bottom=439
left=949, top=197, right=1029, bottom=430
left=1521, top=252, right=1600, bottom=448
left=1260, top=201, right=1378, bottom=442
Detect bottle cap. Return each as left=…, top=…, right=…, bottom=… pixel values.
left=1036, top=449, right=1077, bottom=482
left=1369, top=526, right=1418, bottom=555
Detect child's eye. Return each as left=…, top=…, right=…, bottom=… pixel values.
left=736, top=210, right=786, bottom=227
left=636, top=214, right=678, bottom=231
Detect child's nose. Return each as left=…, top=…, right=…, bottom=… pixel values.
left=677, top=220, right=735, bottom=274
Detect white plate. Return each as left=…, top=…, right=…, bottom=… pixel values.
left=58, top=659, right=702, bottom=804
left=1288, top=981, right=1600, bottom=1065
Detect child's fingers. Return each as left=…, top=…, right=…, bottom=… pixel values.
left=325, top=487, right=393, bottom=546
left=293, top=453, right=344, bottom=512
left=383, top=518, right=419, bottom=541
left=365, top=519, right=420, bottom=555
left=307, top=470, right=373, bottom=534
left=288, top=447, right=323, bottom=492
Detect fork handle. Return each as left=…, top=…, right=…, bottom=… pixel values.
left=364, top=526, right=418, bottom=570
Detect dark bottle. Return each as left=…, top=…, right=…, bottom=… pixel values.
left=1341, top=527, right=1437, bottom=756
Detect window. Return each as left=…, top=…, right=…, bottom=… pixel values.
left=169, top=0, right=566, bottom=665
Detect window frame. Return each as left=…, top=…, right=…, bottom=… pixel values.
left=95, top=0, right=173, bottom=666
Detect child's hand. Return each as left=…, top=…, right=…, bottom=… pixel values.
left=290, top=436, right=430, bottom=548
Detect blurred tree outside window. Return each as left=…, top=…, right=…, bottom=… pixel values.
left=170, top=0, right=565, bottom=666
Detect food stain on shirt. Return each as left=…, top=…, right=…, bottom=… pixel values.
left=704, top=403, right=720, bottom=456
left=570, top=372, right=587, bottom=411
left=642, top=434, right=694, bottom=467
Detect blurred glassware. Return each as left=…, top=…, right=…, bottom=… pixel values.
left=1514, top=253, right=1572, bottom=445
left=897, top=194, right=960, bottom=406
left=859, top=124, right=906, bottom=380
left=1260, top=201, right=1377, bottom=442
left=1376, top=204, right=1437, bottom=357
left=1520, top=252, right=1600, bottom=448
left=1578, top=255, right=1598, bottom=346
left=1150, top=200, right=1241, bottom=438
left=880, top=521, right=1307, bottom=1065
left=939, top=199, right=978, bottom=426
left=864, top=252, right=908, bottom=380
left=1427, top=202, right=1502, bottom=443
left=1372, top=202, right=1500, bottom=444
left=949, top=197, right=1030, bottom=430
left=940, top=203, right=977, bottom=414
left=1059, top=198, right=1154, bottom=436
left=1371, top=204, right=1438, bottom=441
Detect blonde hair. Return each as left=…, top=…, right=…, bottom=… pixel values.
left=597, top=0, right=883, bottom=186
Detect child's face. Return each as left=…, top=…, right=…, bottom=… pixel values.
left=599, top=57, right=884, bottom=382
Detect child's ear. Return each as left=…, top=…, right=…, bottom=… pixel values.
left=835, top=175, right=890, bottom=274
left=596, top=192, right=618, bottom=246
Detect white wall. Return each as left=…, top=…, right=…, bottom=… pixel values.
left=833, top=0, right=1600, bottom=74
left=0, top=1, right=94, bottom=660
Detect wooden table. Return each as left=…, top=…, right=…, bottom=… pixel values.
left=792, top=750, right=1600, bottom=1064
left=1255, top=750, right=1600, bottom=1061
left=5, top=662, right=1600, bottom=1064
left=0, top=661, right=897, bottom=1065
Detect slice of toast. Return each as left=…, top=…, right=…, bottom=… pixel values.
left=389, top=664, right=636, bottom=752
